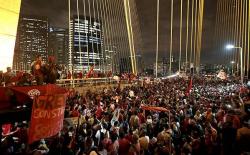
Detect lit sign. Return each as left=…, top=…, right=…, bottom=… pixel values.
left=0, top=0, right=21, bottom=72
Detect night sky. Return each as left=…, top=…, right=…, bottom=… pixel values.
left=21, top=0, right=218, bottom=65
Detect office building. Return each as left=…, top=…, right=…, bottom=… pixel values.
left=120, top=57, right=132, bottom=73
left=13, top=15, right=49, bottom=71
left=49, top=27, right=69, bottom=66
left=70, top=16, right=102, bottom=71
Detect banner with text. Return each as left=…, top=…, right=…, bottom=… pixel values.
left=28, top=94, right=66, bottom=144
left=0, top=84, right=68, bottom=110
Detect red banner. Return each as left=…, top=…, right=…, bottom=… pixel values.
left=0, top=84, right=68, bottom=110
left=11, top=84, right=68, bottom=97
left=28, top=94, right=66, bottom=144
left=141, top=106, right=169, bottom=112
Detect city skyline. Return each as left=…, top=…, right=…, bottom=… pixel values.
left=20, top=0, right=217, bottom=66
left=17, top=0, right=250, bottom=75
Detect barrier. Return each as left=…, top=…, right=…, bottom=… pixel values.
left=56, top=78, right=129, bottom=88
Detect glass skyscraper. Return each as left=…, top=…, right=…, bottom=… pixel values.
left=70, top=16, right=102, bottom=71
left=13, top=15, right=49, bottom=71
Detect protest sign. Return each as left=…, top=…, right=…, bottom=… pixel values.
left=28, top=94, right=66, bottom=144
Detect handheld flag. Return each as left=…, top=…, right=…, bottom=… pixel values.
left=185, top=78, right=193, bottom=96
left=86, top=65, right=95, bottom=78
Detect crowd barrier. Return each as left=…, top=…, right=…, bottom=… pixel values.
left=56, top=78, right=130, bottom=88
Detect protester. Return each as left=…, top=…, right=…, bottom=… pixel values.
left=31, top=55, right=45, bottom=85
left=3, top=67, right=15, bottom=86
left=0, top=70, right=4, bottom=86
left=44, top=56, right=60, bottom=84
left=236, top=116, right=250, bottom=154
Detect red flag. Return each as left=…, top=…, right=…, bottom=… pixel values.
left=86, top=66, right=94, bottom=78
left=28, top=94, right=66, bottom=144
left=107, top=71, right=112, bottom=77
left=2, top=124, right=11, bottom=136
left=185, top=78, right=193, bottom=96
left=141, top=106, right=168, bottom=112
left=67, top=71, right=72, bottom=79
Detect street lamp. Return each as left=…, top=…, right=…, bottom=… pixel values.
left=226, top=45, right=235, bottom=49
left=108, top=50, right=116, bottom=75
left=230, top=61, right=235, bottom=75
left=104, top=45, right=117, bottom=74
left=226, top=44, right=243, bottom=84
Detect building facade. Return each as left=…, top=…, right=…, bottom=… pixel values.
left=13, top=15, right=49, bottom=71
left=70, top=16, right=102, bottom=71
left=48, top=27, right=68, bottom=66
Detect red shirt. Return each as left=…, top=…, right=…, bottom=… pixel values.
left=96, top=107, right=103, bottom=119
left=71, top=110, right=80, bottom=117
left=138, top=113, right=145, bottom=124
left=118, top=138, right=130, bottom=155
left=125, top=133, right=133, bottom=142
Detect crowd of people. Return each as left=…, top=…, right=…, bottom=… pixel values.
left=0, top=55, right=60, bottom=87
left=1, top=76, right=250, bottom=155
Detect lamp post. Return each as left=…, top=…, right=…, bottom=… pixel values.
left=108, top=50, right=116, bottom=75
left=226, top=45, right=243, bottom=84
left=104, top=45, right=117, bottom=75
left=230, top=61, right=235, bottom=76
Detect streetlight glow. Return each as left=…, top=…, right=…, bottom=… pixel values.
left=225, top=44, right=243, bottom=84
left=226, top=44, right=235, bottom=49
